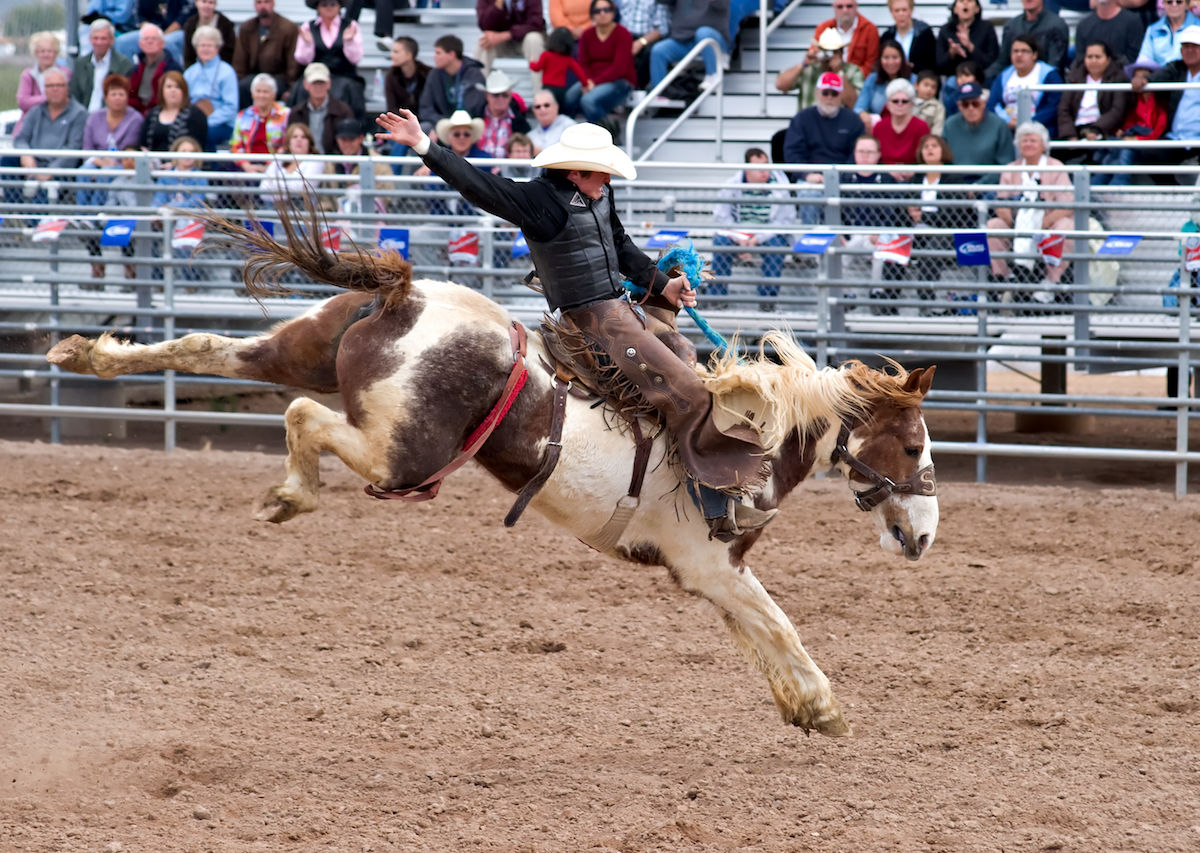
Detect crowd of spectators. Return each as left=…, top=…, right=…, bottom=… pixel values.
left=4, top=0, right=1200, bottom=299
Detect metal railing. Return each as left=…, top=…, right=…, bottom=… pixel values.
left=624, top=37, right=725, bottom=162
left=1, top=152, right=1197, bottom=492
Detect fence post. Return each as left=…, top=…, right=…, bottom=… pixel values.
left=1071, top=170, right=1091, bottom=365
left=1016, top=88, right=1032, bottom=126
left=360, top=156, right=377, bottom=243
left=133, top=156, right=156, bottom=327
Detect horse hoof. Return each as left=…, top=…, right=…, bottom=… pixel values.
left=46, top=335, right=95, bottom=374
left=788, top=699, right=851, bottom=737
left=254, top=491, right=301, bottom=524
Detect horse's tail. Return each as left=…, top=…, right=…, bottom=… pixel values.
left=189, top=194, right=413, bottom=309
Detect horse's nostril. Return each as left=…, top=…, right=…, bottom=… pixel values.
left=918, top=534, right=930, bottom=553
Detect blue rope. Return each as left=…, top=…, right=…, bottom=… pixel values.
left=624, top=242, right=733, bottom=356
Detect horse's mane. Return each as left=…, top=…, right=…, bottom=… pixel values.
left=189, top=195, right=414, bottom=309
left=703, top=331, right=922, bottom=456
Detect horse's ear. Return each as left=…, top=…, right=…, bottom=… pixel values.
left=904, top=366, right=936, bottom=398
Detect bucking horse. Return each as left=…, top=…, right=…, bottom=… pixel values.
left=46, top=207, right=939, bottom=736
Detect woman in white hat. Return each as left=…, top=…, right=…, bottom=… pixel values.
left=376, top=107, right=777, bottom=539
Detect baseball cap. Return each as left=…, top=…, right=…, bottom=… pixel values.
left=335, top=118, right=363, bottom=139
left=818, top=72, right=843, bottom=92
left=957, top=81, right=984, bottom=101
left=304, top=62, right=331, bottom=83
left=1179, top=25, right=1200, bottom=46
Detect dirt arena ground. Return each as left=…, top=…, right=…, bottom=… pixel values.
left=1, top=433, right=1198, bottom=852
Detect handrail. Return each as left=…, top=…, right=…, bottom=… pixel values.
left=760, top=0, right=805, bottom=115
left=624, top=37, right=725, bottom=164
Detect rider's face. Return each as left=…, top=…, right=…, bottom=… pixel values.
left=567, top=169, right=610, bottom=200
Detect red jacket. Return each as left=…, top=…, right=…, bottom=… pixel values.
left=1120, top=92, right=1167, bottom=141
left=814, top=14, right=880, bottom=79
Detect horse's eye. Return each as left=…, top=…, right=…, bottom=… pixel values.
left=905, top=447, right=921, bottom=459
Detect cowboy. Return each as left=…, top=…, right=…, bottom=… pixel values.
left=375, top=109, right=777, bottom=539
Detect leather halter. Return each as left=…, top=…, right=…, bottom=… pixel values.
left=831, top=423, right=937, bottom=512
left=364, top=321, right=528, bottom=502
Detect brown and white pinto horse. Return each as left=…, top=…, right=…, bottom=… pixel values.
left=46, top=215, right=939, bottom=736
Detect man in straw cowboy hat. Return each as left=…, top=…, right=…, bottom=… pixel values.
left=375, top=109, right=777, bottom=538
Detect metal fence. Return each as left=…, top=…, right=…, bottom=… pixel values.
left=1, top=151, right=1197, bottom=492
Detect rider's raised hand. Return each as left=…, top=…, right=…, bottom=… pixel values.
left=375, top=109, right=424, bottom=150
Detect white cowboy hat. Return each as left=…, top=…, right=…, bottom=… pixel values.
left=434, top=109, right=485, bottom=144
left=531, top=123, right=637, bottom=180
left=817, top=28, right=845, bottom=51
left=484, top=69, right=515, bottom=94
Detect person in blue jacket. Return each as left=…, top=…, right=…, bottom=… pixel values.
left=989, top=34, right=1062, bottom=131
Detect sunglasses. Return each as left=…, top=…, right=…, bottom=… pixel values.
left=450, top=130, right=474, bottom=138
left=889, top=97, right=911, bottom=104
left=592, top=5, right=615, bottom=12
left=819, top=89, right=841, bottom=97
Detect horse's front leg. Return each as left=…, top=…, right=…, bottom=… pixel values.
left=676, top=558, right=850, bottom=736
left=255, top=397, right=384, bottom=523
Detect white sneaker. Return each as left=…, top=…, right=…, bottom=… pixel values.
left=376, top=36, right=394, bottom=52
left=700, top=73, right=721, bottom=90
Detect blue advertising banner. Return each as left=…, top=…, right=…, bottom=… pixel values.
left=1096, top=234, right=1141, bottom=255
left=646, top=229, right=689, bottom=248
left=792, top=233, right=836, bottom=254
left=378, top=227, right=410, bottom=259
left=954, top=232, right=991, bottom=266
left=100, top=219, right=136, bottom=247
left=245, top=219, right=274, bottom=237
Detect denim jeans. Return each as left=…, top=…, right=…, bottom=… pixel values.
left=1093, top=147, right=1133, bottom=186
left=649, top=27, right=728, bottom=87
left=708, top=233, right=788, bottom=296
left=565, top=79, right=632, bottom=123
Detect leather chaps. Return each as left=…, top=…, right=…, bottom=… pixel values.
left=564, top=298, right=767, bottom=493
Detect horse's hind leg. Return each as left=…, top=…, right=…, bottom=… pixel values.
left=255, top=397, right=384, bottom=523
left=675, top=559, right=850, bottom=736
left=47, top=331, right=258, bottom=380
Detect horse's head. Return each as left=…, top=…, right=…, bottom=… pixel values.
left=833, top=366, right=939, bottom=561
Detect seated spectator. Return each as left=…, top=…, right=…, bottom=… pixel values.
left=622, top=0, right=671, bottom=90
left=140, top=70, right=210, bottom=153
left=116, top=0, right=192, bottom=67
left=259, top=122, right=327, bottom=206
left=904, top=133, right=960, bottom=304
left=987, top=0, right=1069, bottom=81
left=1134, top=26, right=1200, bottom=183
left=289, top=62, right=356, bottom=154
left=914, top=71, right=945, bottom=135
left=184, top=25, right=239, bottom=148
left=649, top=0, right=729, bottom=92
left=78, top=1, right=139, bottom=51
left=782, top=72, right=864, bottom=171
left=84, top=146, right=140, bottom=285
left=1095, top=59, right=1167, bottom=186
left=935, top=0, right=999, bottom=108
left=10, top=69, right=87, bottom=202
left=330, top=117, right=372, bottom=160
left=942, top=81, right=1013, bottom=184
left=15, top=32, right=70, bottom=138
left=855, top=40, right=913, bottom=127
left=498, top=132, right=535, bottom=178
left=478, top=71, right=531, bottom=158
left=81, top=74, right=145, bottom=173
left=550, top=0, right=593, bottom=39
left=986, top=121, right=1074, bottom=298
left=776, top=28, right=865, bottom=111
left=567, top=4, right=636, bottom=126
left=989, top=35, right=1064, bottom=131
left=153, top=136, right=211, bottom=284
left=129, top=24, right=184, bottom=115
left=295, top=0, right=366, bottom=120
left=1136, top=0, right=1200, bottom=67
left=416, top=35, right=487, bottom=139
left=384, top=37, right=430, bottom=115
left=71, top=19, right=135, bottom=113
left=233, top=0, right=301, bottom=108
left=533, top=27, right=589, bottom=110
left=812, top=0, right=881, bottom=79
left=476, top=0, right=547, bottom=92
left=1056, top=42, right=1131, bottom=163
left=945, top=59, right=983, bottom=118
left=872, top=78, right=929, bottom=171
left=527, top=89, right=575, bottom=153
left=709, top=147, right=795, bottom=304
left=879, top=0, right=936, bottom=74
left=183, top=0, right=237, bottom=68
left=1074, top=0, right=1144, bottom=67
left=327, top=118, right=392, bottom=233
left=229, top=73, right=290, bottom=172
left=840, top=134, right=903, bottom=310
